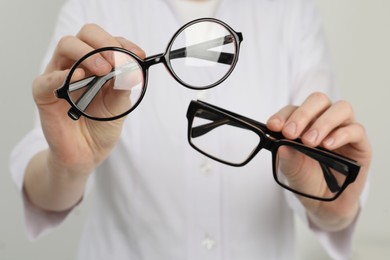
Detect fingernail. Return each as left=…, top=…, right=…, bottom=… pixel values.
left=324, top=137, right=335, bottom=147
left=305, top=129, right=318, bottom=144
left=285, top=122, right=297, bottom=136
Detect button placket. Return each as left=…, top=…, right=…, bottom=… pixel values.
left=200, top=159, right=213, bottom=175
left=187, top=152, right=222, bottom=259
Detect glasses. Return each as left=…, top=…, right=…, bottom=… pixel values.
left=186, top=100, right=361, bottom=201
left=55, top=18, right=243, bottom=121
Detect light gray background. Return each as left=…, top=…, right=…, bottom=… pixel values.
left=1, top=0, right=389, bottom=259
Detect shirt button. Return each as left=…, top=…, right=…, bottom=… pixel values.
left=196, top=90, right=210, bottom=100
left=201, top=234, right=216, bottom=250
left=200, top=160, right=213, bottom=175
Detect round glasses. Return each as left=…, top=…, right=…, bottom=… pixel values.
left=55, top=18, right=243, bottom=121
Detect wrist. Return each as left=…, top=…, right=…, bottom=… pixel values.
left=46, top=148, right=95, bottom=180
left=306, top=200, right=360, bottom=232
left=24, top=149, right=92, bottom=212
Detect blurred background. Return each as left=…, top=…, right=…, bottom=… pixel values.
left=1, top=0, right=389, bottom=259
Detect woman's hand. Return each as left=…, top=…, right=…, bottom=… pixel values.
left=25, top=24, right=146, bottom=211
left=267, top=92, right=372, bottom=231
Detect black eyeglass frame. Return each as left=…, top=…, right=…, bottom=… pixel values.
left=55, top=18, right=243, bottom=121
left=186, top=100, right=361, bottom=201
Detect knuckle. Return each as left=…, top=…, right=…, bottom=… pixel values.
left=79, top=23, right=99, bottom=34
left=115, top=36, right=126, bottom=42
left=45, top=72, right=58, bottom=86
left=285, top=104, right=297, bottom=111
left=336, top=100, right=354, bottom=115
left=32, top=74, right=44, bottom=89
left=278, top=105, right=297, bottom=119
left=293, top=108, right=311, bottom=122
left=78, top=23, right=116, bottom=48
left=353, top=122, right=366, bottom=136
left=32, top=72, right=58, bottom=102
left=57, top=35, right=74, bottom=50
left=77, top=23, right=103, bottom=42
left=309, top=91, right=331, bottom=105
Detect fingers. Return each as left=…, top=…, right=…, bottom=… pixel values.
left=302, top=100, right=354, bottom=147
left=321, top=122, right=368, bottom=151
left=38, top=23, right=146, bottom=111
left=116, top=37, right=146, bottom=59
left=33, top=70, right=70, bottom=105
left=47, top=24, right=145, bottom=74
left=76, top=23, right=122, bottom=48
left=267, top=92, right=357, bottom=148
left=51, top=35, right=112, bottom=75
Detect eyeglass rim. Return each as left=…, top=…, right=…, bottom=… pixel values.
left=57, top=47, right=148, bottom=121
left=186, top=99, right=361, bottom=201
left=56, top=18, right=243, bottom=121
left=164, top=17, right=243, bottom=90
left=188, top=100, right=361, bottom=164
left=270, top=139, right=359, bottom=201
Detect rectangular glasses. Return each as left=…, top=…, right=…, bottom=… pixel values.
left=186, top=100, right=361, bottom=201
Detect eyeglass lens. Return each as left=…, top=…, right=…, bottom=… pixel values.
left=68, top=51, right=144, bottom=119
left=65, top=19, right=239, bottom=120
left=275, top=145, right=348, bottom=199
left=189, top=108, right=351, bottom=200
left=191, top=111, right=261, bottom=164
left=169, top=21, right=237, bottom=88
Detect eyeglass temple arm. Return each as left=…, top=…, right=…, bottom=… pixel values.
left=66, top=35, right=232, bottom=102
left=69, top=34, right=240, bottom=92
left=65, top=63, right=139, bottom=120
left=67, top=35, right=233, bottom=93
left=68, top=78, right=97, bottom=119
left=190, top=115, right=243, bottom=138
left=320, top=163, right=341, bottom=193
left=190, top=102, right=358, bottom=168
left=65, top=32, right=242, bottom=119
left=67, top=33, right=241, bottom=90
left=190, top=107, right=283, bottom=139
left=190, top=107, right=347, bottom=192
left=169, top=35, right=240, bottom=65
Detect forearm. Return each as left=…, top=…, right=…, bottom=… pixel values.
left=24, top=149, right=91, bottom=212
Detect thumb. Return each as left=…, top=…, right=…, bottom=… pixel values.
left=33, top=69, right=73, bottom=106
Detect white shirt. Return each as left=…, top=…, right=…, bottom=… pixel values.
left=167, top=0, right=220, bottom=23
left=10, top=0, right=359, bottom=259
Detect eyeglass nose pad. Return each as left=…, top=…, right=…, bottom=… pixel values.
left=67, top=107, right=81, bottom=120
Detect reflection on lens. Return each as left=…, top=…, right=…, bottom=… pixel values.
left=68, top=50, right=144, bottom=119
left=190, top=111, right=260, bottom=164
left=169, top=20, right=237, bottom=88
left=275, top=144, right=349, bottom=200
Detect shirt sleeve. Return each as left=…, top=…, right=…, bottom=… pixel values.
left=9, top=0, right=88, bottom=240
left=286, top=183, right=369, bottom=259
left=9, top=117, right=71, bottom=240
left=308, top=207, right=364, bottom=260
left=10, top=112, right=96, bottom=240
left=283, top=0, right=369, bottom=259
